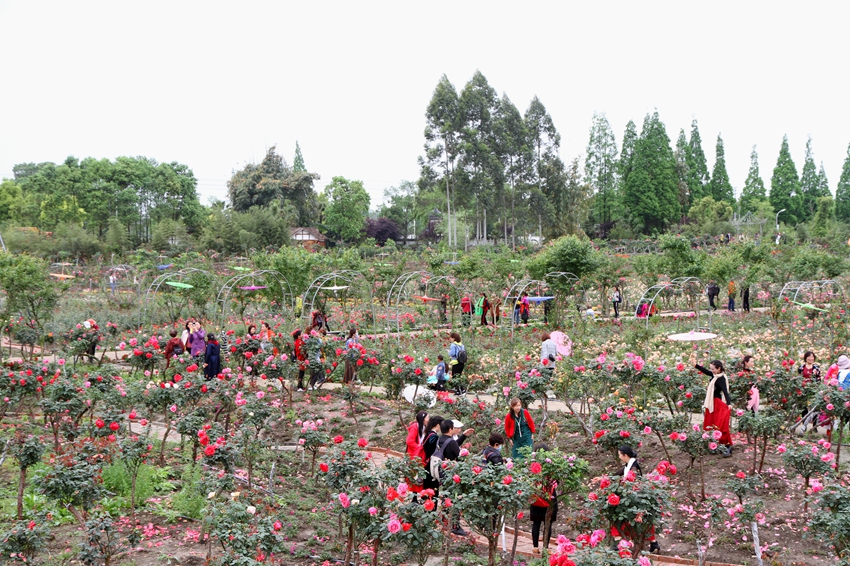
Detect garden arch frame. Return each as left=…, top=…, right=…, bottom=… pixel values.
left=215, top=270, right=294, bottom=327
left=544, top=271, right=585, bottom=326
left=300, top=270, right=375, bottom=333
left=385, top=271, right=464, bottom=335
left=777, top=279, right=845, bottom=306
left=633, top=280, right=702, bottom=330
left=499, top=278, right=551, bottom=337
left=139, top=268, right=215, bottom=327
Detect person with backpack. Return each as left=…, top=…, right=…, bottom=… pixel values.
left=448, top=332, right=467, bottom=396
left=421, top=415, right=445, bottom=492
left=706, top=281, right=719, bottom=310
left=430, top=419, right=474, bottom=536
left=504, top=398, right=535, bottom=460
left=164, top=329, right=184, bottom=369
left=481, top=433, right=505, bottom=466
left=460, top=296, right=472, bottom=327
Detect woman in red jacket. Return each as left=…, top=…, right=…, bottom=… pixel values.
left=504, top=398, right=535, bottom=460
left=293, top=329, right=308, bottom=391
left=405, top=411, right=429, bottom=493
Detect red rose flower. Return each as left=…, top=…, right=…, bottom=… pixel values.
left=109, top=422, right=120, bottom=431
left=333, top=435, right=344, bottom=444
left=95, top=419, right=105, bottom=428
left=204, top=446, right=216, bottom=456
left=529, top=462, right=542, bottom=474
left=319, top=463, right=329, bottom=473
left=357, top=438, right=368, bottom=448
left=599, top=477, right=611, bottom=489
left=607, top=494, right=620, bottom=506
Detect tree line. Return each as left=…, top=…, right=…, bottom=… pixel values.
left=410, top=71, right=850, bottom=241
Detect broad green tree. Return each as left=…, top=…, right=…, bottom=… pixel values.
left=740, top=146, right=767, bottom=214
left=836, top=142, right=850, bottom=222
left=0, top=179, right=22, bottom=223
left=686, top=120, right=710, bottom=203
left=323, top=176, right=370, bottom=243
left=0, top=254, right=63, bottom=357
left=585, top=112, right=619, bottom=228
left=709, top=134, right=734, bottom=204
left=622, top=111, right=680, bottom=234
left=769, top=135, right=802, bottom=225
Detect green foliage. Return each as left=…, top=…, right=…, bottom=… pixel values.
left=79, top=515, right=139, bottom=566
left=810, top=482, right=850, bottom=558
left=709, top=134, right=734, bottom=203
left=686, top=119, right=710, bottom=204
left=657, top=234, right=704, bottom=278
left=0, top=179, right=23, bottom=223
left=622, top=111, right=680, bottom=234
left=171, top=465, right=206, bottom=519
left=0, top=254, right=63, bottom=355
left=323, top=176, right=370, bottom=244
left=740, top=145, right=767, bottom=213
left=33, top=446, right=106, bottom=523
left=585, top=112, right=619, bottom=228
left=769, top=135, right=802, bottom=225
left=836, top=141, right=850, bottom=222
left=688, top=196, right=733, bottom=233
left=527, top=235, right=601, bottom=280
left=0, top=517, right=51, bottom=561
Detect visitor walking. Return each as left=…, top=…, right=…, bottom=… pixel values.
left=188, top=321, right=206, bottom=358
left=109, top=273, right=117, bottom=295
left=293, top=329, right=308, bottom=391
left=611, top=445, right=660, bottom=554
left=475, top=294, right=490, bottom=326
left=798, top=351, right=820, bottom=424
left=504, top=398, right=535, bottom=460
left=742, top=286, right=750, bottom=312
left=421, top=415, right=445, bottom=493
left=203, top=334, right=221, bottom=379
left=448, top=332, right=467, bottom=396
left=706, top=281, right=719, bottom=310
left=727, top=280, right=736, bottom=312
left=343, top=327, right=360, bottom=384
left=520, top=292, right=530, bottom=324
left=163, top=329, right=184, bottom=369
left=460, top=295, right=472, bottom=327
left=611, top=286, right=621, bottom=318
left=308, top=329, right=326, bottom=390
left=540, top=332, right=558, bottom=370
left=696, top=360, right=733, bottom=457
left=529, top=442, right=558, bottom=554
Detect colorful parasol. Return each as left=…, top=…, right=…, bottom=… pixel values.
left=231, top=266, right=251, bottom=272
left=550, top=331, right=573, bottom=357
left=527, top=296, right=554, bottom=303
left=792, top=301, right=827, bottom=312
left=239, top=285, right=267, bottom=291
left=321, top=285, right=349, bottom=291
left=411, top=295, right=441, bottom=302
left=157, top=264, right=173, bottom=270
left=165, top=281, right=194, bottom=289
left=49, top=273, right=76, bottom=280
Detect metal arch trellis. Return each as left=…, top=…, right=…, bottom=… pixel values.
left=775, top=280, right=845, bottom=355
left=215, top=270, right=295, bottom=327
left=778, top=279, right=845, bottom=306
left=385, top=271, right=464, bottom=337
left=300, top=270, right=375, bottom=332
left=544, top=272, right=585, bottom=327
left=633, top=280, right=702, bottom=330
left=499, top=278, right=549, bottom=337
left=139, top=268, right=215, bottom=327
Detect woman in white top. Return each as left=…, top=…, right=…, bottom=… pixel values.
left=540, top=332, right=558, bottom=369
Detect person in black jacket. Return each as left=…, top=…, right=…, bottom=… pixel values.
left=203, top=334, right=221, bottom=379
left=439, top=419, right=474, bottom=536
left=481, top=433, right=505, bottom=466
left=421, top=416, right=444, bottom=492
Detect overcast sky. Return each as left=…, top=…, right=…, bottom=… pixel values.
left=2, top=1, right=848, bottom=211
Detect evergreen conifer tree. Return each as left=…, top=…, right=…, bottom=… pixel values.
left=674, top=129, right=691, bottom=212
left=623, top=111, right=680, bottom=234
left=619, top=120, right=638, bottom=187
left=293, top=141, right=306, bottom=173
left=836, top=142, right=850, bottom=222
left=740, top=146, right=766, bottom=214
left=585, top=112, right=619, bottom=227
left=686, top=119, right=710, bottom=203
left=709, top=134, right=734, bottom=204
left=769, top=135, right=802, bottom=225
left=799, top=136, right=821, bottom=221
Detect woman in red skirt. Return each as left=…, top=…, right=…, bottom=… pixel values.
left=696, top=360, right=733, bottom=457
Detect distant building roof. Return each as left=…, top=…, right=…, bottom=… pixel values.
left=290, top=227, right=327, bottom=242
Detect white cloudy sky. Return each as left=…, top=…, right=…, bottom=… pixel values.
left=1, top=0, right=848, bottom=210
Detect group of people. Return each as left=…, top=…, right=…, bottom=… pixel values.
left=706, top=280, right=751, bottom=312
left=163, top=319, right=221, bottom=379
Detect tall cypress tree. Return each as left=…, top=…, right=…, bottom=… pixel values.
left=709, top=134, right=734, bottom=204
left=293, top=141, right=306, bottom=173
left=493, top=94, right=532, bottom=246
left=836, top=142, right=850, bottom=222
left=674, top=129, right=691, bottom=212
left=799, top=136, right=821, bottom=221
left=686, top=119, right=710, bottom=203
left=585, top=112, right=619, bottom=227
left=623, top=111, right=679, bottom=233
left=619, top=120, right=638, bottom=187
left=769, top=135, right=802, bottom=225
left=740, top=146, right=766, bottom=213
